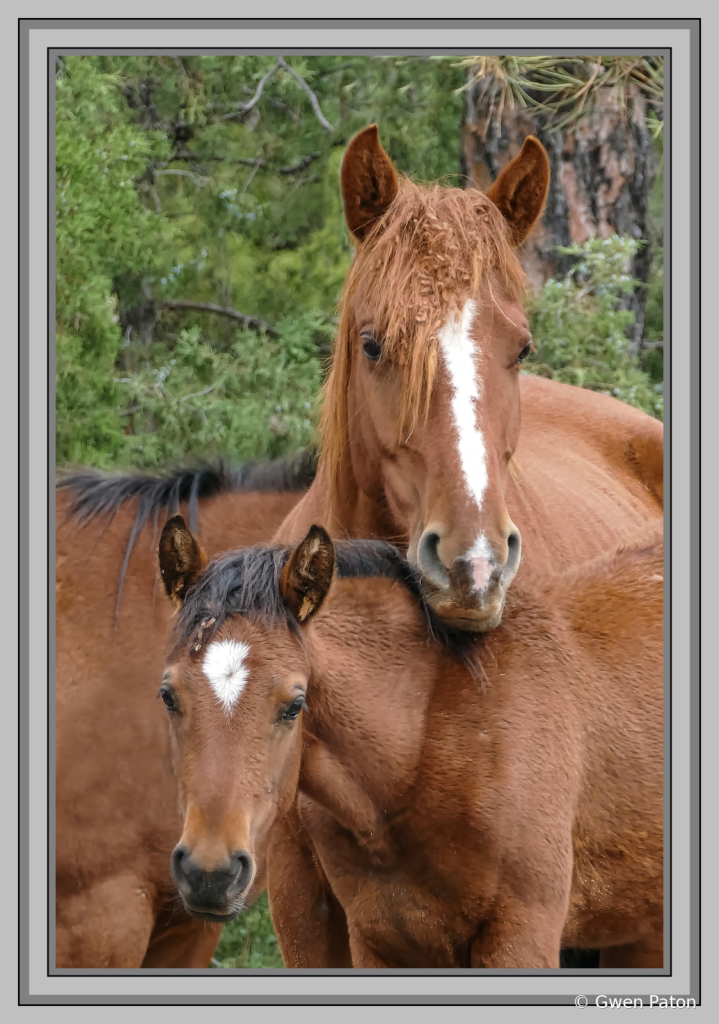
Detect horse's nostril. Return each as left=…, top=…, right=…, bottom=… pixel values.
left=503, top=529, right=522, bottom=580
left=172, top=845, right=190, bottom=881
left=417, top=530, right=449, bottom=588
left=230, top=850, right=254, bottom=894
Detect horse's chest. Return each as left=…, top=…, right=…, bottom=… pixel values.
left=304, top=800, right=492, bottom=967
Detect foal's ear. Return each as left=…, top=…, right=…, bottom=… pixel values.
left=341, top=124, right=399, bottom=242
left=158, top=514, right=208, bottom=608
left=485, top=136, right=550, bottom=246
left=279, top=525, right=335, bottom=623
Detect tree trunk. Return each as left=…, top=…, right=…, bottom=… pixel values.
left=461, top=70, right=657, bottom=354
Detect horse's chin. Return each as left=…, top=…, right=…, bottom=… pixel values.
left=428, top=595, right=506, bottom=633
left=182, top=901, right=245, bottom=923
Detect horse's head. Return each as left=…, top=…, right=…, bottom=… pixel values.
left=157, top=516, right=332, bottom=922
left=323, top=125, right=550, bottom=631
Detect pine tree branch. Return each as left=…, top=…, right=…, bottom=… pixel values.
left=278, top=57, right=335, bottom=131
left=220, top=59, right=282, bottom=121
left=154, top=168, right=211, bottom=186
left=158, top=300, right=279, bottom=338
left=279, top=153, right=320, bottom=175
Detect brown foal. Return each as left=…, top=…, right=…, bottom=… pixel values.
left=157, top=518, right=663, bottom=969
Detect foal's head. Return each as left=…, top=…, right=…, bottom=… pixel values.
left=322, top=125, right=550, bottom=630
left=157, top=516, right=333, bottom=922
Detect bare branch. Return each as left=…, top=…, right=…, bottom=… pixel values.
left=158, top=299, right=278, bottom=338
left=220, top=59, right=282, bottom=121
left=265, top=96, right=301, bottom=123
left=279, top=153, right=320, bottom=175
left=181, top=384, right=218, bottom=402
left=166, top=153, right=263, bottom=169
left=241, top=158, right=262, bottom=193
left=291, top=174, right=321, bottom=190
left=170, top=151, right=225, bottom=163
left=278, top=57, right=335, bottom=131
left=154, top=168, right=210, bottom=186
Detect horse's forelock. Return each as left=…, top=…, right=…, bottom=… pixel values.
left=319, top=176, right=527, bottom=511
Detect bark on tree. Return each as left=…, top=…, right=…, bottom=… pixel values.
left=461, top=71, right=658, bottom=354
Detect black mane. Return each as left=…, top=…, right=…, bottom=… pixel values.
left=57, top=450, right=317, bottom=618
left=172, top=539, right=483, bottom=676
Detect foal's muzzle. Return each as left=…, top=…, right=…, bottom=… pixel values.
left=171, top=845, right=254, bottom=921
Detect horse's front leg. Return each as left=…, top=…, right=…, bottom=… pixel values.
left=266, top=801, right=352, bottom=968
left=470, top=903, right=566, bottom=969
left=141, top=898, right=222, bottom=968
left=348, top=935, right=391, bottom=968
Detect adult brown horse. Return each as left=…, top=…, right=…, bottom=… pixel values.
left=276, top=126, right=663, bottom=630
left=55, top=456, right=313, bottom=968
left=264, top=126, right=663, bottom=964
left=156, top=518, right=663, bottom=969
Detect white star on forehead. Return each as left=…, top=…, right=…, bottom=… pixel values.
left=203, top=639, right=250, bottom=713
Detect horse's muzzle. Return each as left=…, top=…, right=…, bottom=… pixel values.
left=171, top=844, right=254, bottom=920
left=417, top=527, right=522, bottom=632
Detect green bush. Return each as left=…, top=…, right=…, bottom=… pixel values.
left=527, top=236, right=663, bottom=420
left=211, top=892, right=284, bottom=969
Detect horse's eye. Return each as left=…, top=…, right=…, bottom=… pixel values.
left=517, top=343, right=533, bottom=364
left=362, top=335, right=383, bottom=362
left=280, top=696, right=306, bottom=722
left=158, top=685, right=177, bottom=714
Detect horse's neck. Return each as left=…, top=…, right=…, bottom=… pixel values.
left=297, top=593, right=437, bottom=838
left=273, top=461, right=401, bottom=545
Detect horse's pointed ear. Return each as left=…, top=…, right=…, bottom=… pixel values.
left=341, top=124, right=399, bottom=242
left=485, top=136, right=550, bottom=246
left=279, top=525, right=335, bottom=623
left=158, top=514, right=208, bottom=609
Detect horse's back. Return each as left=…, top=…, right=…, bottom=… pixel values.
left=519, top=374, right=663, bottom=500
left=511, top=376, right=663, bottom=577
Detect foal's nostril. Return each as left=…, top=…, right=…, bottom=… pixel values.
left=171, top=845, right=190, bottom=881
left=417, top=530, right=450, bottom=588
left=230, top=850, right=254, bottom=894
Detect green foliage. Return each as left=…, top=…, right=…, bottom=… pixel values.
left=55, top=57, right=173, bottom=465
left=211, top=891, right=284, bottom=969
left=56, top=55, right=466, bottom=469
left=116, top=316, right=329, bottom=466
left=527, top=236, right=663, bottom=419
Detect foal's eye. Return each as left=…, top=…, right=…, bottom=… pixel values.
left=516, top=342, right=533, bottom=365
left=361, top=335, right=383, bottom=362
left=158, top=685, right=178, bottom=714
left=280, top=696, right=306, bottom=722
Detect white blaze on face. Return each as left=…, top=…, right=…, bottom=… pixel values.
left=438, top=299, right=493, bottom=591
left=203, top=639, right=250, bottom=714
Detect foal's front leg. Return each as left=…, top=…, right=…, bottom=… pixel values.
left=267, top=802, right=352, bottom=968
